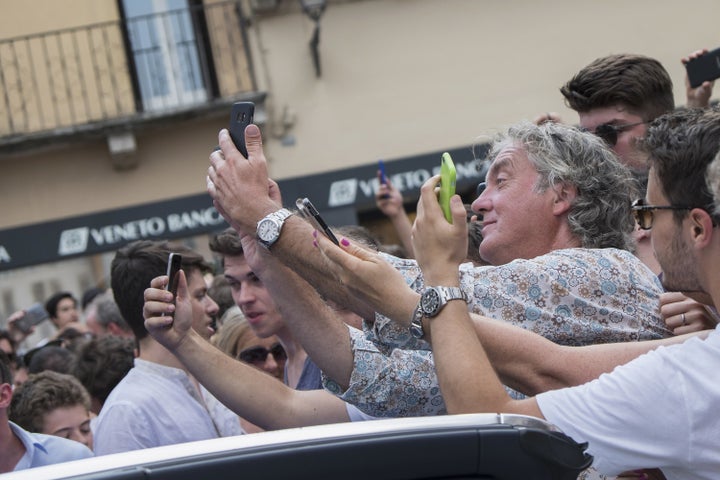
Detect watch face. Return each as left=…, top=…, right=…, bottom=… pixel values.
left=421, top=288, right=441, bottom=316
left=257, top=218, right=279, bottom=242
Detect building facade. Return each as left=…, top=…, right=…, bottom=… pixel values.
left=0, top=0, right=717, bottom=340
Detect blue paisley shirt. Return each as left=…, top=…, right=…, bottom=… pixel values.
left=323, top=248, right=669, bottom=417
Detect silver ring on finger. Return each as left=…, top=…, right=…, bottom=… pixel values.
left=681, top=313, right=687, bottom=326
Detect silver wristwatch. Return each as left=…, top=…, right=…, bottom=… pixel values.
left=256, top=208, right=293, bottom=249
left=410, top=286, right=468, bottom=339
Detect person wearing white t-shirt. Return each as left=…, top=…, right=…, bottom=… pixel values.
left=316, top=107, right=720, bottom=479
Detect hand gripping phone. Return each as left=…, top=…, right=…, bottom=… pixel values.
left=296, top=198, right=340, bottom=245
left=15, top=303, right=50, bottom=334
left=165, top=253, right=183, bottom=299
left=686, top=47, right=720, bottom=88
left=439, top=152, right=457, bottom=223
left=229, top=102, right=255, bottom=158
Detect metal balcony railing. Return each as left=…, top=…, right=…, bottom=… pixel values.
left=0, top=0, right=257, bottom=153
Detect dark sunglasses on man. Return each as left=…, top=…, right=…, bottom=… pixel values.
left=582, top=121, right=646, bottom=147
left=632, top=198, right=695, bottom=230
left=238, top=343, right=286, bottom=365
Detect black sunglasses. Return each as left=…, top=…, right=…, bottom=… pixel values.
left=238, top=343, right=286, bottom=365
left=631, top=198, right=693, bottom=230
left=582, top=121, right=646, bottom=147
left=476, top=182, right=486, bottom=197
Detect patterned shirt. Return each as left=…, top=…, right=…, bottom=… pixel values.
left=324, top=248, right=669, bottom=417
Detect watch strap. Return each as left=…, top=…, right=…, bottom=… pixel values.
left=257, top=208, right=293, bottom=248
left=410, top=286, right=468, bottom=339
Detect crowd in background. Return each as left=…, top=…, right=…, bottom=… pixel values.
left=1, top=47, right=720, bottom=480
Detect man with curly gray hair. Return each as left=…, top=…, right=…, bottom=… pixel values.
left=192, top=120, right=670, bottom=420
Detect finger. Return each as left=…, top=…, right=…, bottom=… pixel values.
left=450, top=195, right=466, bottom=225
left=268, top=178, right=283, bottom=205
left=217, top=128, right=239, bottom=158
left=659, top=291, right=685, bottom=307
left=316, top=235, right=374, bottom=271
left=244, top=124, right=263, bottom=160
left=175, top=269, right=189, bottom=301
left=418, top=174, right=442, bottom=215
left=206, top=175, right=217, bottom=197
left=144, top=299, right=175, bottom=320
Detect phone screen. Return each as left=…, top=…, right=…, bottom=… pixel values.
left=296, top=198, right=340, bottom=245
left=439, top=152, right=457, bottom=223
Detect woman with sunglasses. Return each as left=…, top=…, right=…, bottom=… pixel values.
left=213, top=307, right=287, bottom=433
left=214, top=306, right=286, bottom=382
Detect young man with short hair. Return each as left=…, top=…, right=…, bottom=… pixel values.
left=0, top=352, right=92, bottom=473
left=92, top=240, right=242, bottom=455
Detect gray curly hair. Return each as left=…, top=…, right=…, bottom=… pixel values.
left=488, top=121, right=637, bottom=251
left=707, top=150, right=720, bottom=216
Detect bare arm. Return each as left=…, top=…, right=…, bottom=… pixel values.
left=143, top=272, right=349, bottom=430
left=470, top=313, right=708, bottom=395
left=239, top=234, right=355, bottom=388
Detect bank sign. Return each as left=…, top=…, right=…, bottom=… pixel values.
left=0, top=143, right=487, bottom=271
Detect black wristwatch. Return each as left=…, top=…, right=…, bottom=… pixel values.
left=409, top=286, right=468, bottom=339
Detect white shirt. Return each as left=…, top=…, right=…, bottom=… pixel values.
left=93, top=359, right=242, bottom=455
left=537, top=325, right=720, bottom=479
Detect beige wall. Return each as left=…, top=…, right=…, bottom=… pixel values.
left=3, top=0, right=719, bottom=228
left=1, top=0, right=719, bottom=322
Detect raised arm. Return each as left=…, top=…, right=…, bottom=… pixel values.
left=409, top=176, right=540, bottom=415
left=375, top=173, right=415, bottom=257
left=143, top=272, right=349, bottom=430
left=207, top=125, right=375, bottom=320
left=237, top=233, right=355, bottom=387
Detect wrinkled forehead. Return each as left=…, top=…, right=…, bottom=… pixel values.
left=486, top=145, right=533, bottom=180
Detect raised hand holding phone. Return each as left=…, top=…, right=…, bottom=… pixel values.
left=229, top=102, right=255, bottom=158
left=165, top=253, right=182, bottom=299
left=14, top=303, right=50, bottom=334
left=439, top=152, right=457, bottom=223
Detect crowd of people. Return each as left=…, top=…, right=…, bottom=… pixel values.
left=1, top=48, right=719, bottom=480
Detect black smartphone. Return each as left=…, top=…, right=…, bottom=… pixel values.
left=15, top=303, right=49, bottom=334
left=296, top=198, right=340, bottom=245
left=229, top=101, right=255, bottom=158
left=686, top=47, right=720, bottom=88
left=165, top=253, right=182, bottom=299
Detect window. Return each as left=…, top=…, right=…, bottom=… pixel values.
left=122, top=0, right=208, bottom=111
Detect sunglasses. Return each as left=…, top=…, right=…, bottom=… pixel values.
left=238, top=343, right=286, bottom=365
left=631, top=198, right=693, bottom=230
left=582, top=121, right=646, bottom=147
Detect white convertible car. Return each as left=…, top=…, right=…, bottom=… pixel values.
left=4, top=414, right=592, bottom=480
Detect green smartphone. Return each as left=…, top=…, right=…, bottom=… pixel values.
left=439, top=152, right=457, bottom=222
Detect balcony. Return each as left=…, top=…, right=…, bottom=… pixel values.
left=0, top=0, right=261, bottom=155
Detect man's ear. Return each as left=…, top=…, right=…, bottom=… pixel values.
left=551, top=182, right=577, bottom=216
left=689, top=208, right=716, bottom=249
left=0, top=383, right=13, bottom=409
